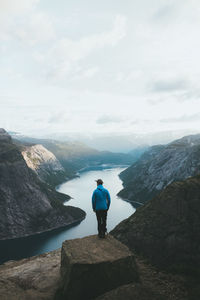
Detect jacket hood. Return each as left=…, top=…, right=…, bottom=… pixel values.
left=97, top=185, right=104, bottom=190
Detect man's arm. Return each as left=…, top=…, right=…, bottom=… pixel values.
left=106, top=190, right=111, bottom=210
left=92, top=191, right=96, bottom=211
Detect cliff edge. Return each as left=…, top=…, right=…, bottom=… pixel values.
left=0, top=235, right=187, bottom=300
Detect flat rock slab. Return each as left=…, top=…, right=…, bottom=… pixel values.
left=57, top=234, right=138, bottom=300
left=0, top=249, right=61, bottom=300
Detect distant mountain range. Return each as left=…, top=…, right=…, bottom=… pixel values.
left=13, top=135, right=145, bottom=182
left=0, top=129, right=85, bottom=240
left=118, top=134, right=200, bottom=204
left=17, top=129, right=198, bottom=152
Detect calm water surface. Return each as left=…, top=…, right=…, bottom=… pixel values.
left=0, top=167, right=135, bottom=264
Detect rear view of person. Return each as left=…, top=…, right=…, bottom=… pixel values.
left=92, top=179, right=111, bottom=238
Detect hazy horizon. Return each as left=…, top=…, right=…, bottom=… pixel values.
left=10, top=127, right=200, bottom=153
left=1, top=0, right=200, bottom=140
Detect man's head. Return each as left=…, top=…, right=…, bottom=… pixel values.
left=95, top=179, right=103, bottom=186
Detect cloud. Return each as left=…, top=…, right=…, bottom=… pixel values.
left=48, top=111, right=70, bottom=124
left=15, top=12, right=55, bottom=45
left=0, top=0, right=39, bottom=15
left=71, top=67, right=99, bottom=81
left=0, top=0, right=53, bottom=44
left=161, top=113, right=200, bottom=123
left=43, top=15, right=127, bottom=80
left=151, top=78, right=189, bottom=93
left=151, top=3, right=178, bottom=23
left=96, top=115, right=124, bottom=124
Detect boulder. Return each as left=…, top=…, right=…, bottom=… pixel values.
left=56, top=235, right=139, bottom=300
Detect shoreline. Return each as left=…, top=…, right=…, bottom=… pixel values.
left=77, top=164, right=129, bottom=174
left=0, top=215, right=86, bottom=243
left=117, top=196, right=144, bottom=208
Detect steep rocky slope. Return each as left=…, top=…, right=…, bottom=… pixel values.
left=118, top=134, right=200, bottom=203
left=0, top=129, right=85, bottom=240
left=21, top=144, right=67, bottom=187
left=112, top=175, right=200, bottom=276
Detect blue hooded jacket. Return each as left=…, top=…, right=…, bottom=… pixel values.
left=92, top=185, right=111, bottom=211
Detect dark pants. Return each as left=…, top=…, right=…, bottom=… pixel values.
left=96, top=210, right=107, bottom=235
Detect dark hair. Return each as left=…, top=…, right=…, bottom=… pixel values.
left=95, top=179, right=103, bottom=185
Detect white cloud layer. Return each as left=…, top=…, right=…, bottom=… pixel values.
left=41, top=15, right=127, bottom=80
left=0, top=0, right=200, bottom=141
left=0, top=0, right=39, bottom=15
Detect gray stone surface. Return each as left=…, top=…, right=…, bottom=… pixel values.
left=0, top=249, right=61, bottom=300
left=0, top=237, right=188, bottom=300
left=57, top=234, right=139, bottom=300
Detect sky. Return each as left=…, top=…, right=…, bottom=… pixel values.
left=1, top=0, right=200, bottom=140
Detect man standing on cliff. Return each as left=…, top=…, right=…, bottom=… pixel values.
left=92, top=179, right=111, bottom=238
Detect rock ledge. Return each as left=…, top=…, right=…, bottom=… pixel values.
left=57, top=234, right=139, bottom=300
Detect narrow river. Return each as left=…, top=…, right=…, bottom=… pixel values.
left=0, top=167, right=135, bottom=264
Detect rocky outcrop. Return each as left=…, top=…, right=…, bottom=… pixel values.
left=112, top=175, right=200, bottom=274
left=0, top=235, right=188, bottom=300
left=21, top=144, right=68, bottom=187
left=56, top=235, right=139, bottom=300
left=0, top=130, right=85, bottom=240
left=118, top=134, right=200, bottom=204
left=0, top=249, right=61, bottom=300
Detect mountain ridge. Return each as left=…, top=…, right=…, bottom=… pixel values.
left=118, top=133, right=200, bottom=204
left=0, top=129, right=85, bottom=240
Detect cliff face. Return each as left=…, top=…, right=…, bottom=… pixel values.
left=0, top=129, right=85, bottom=240
left=118, top=134, right=200, bottom=203
left=21, top=144, right=67, bottom=187
left=112, top=175, right=200, bottom=274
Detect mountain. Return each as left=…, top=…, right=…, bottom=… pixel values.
left=20, top=143, right=68, bottom=187
left=25, top=129, right=198, bottom=152
left=112, top=174, right=200, bottom=276
left=0, top=129, right=85, bottom=240
left=13, top=135, right=137, bottom=177
left=118, top=134, right=200, bottom=204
